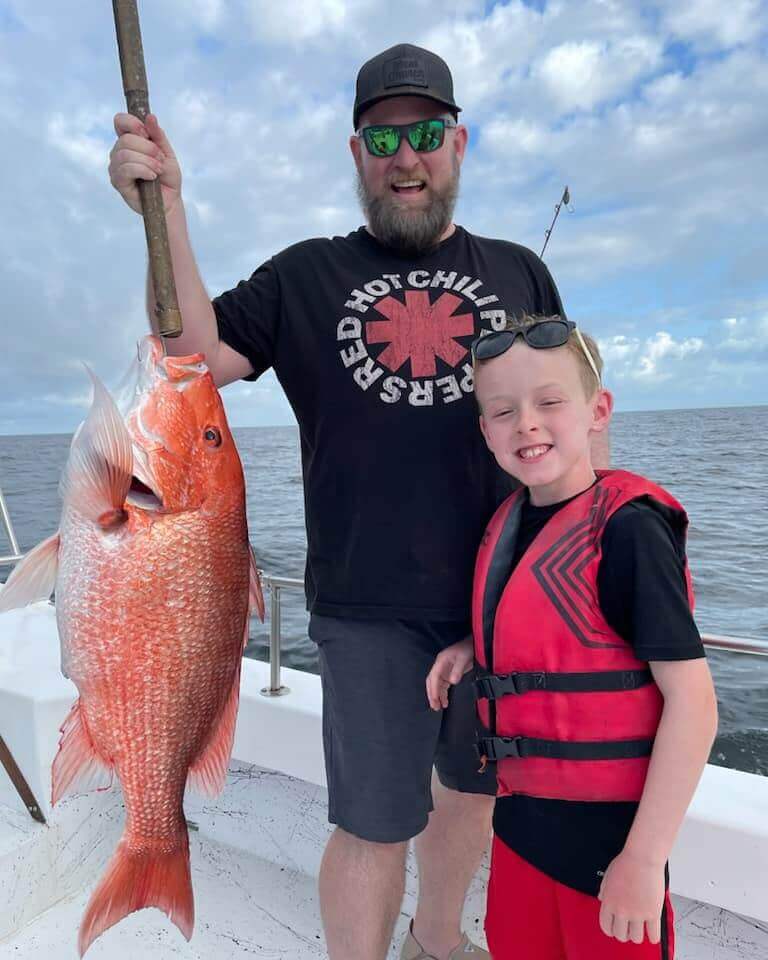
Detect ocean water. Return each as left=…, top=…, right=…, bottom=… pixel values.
left=1, top=405, right=766, bottom=775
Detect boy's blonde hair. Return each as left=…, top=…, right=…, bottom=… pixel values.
left=475, top=315, right=603, bottom=398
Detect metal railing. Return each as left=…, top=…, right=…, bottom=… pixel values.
left=0, top=487, right=23, bottom=567
left=699, top=634, right=768, bottom=657
left=254, top=576, right=768, bottom=696
left=258, top=574, right=302, bottom=697
left=2, top=490, right=767, bottom=696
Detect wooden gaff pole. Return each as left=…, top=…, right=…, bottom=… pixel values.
left=112, top=0, right=182, bottom=337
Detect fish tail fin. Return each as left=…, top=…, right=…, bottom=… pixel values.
left=59, top=367, right=132, bottom=526
left=0, top=532, right=59, bottom=613
left=78, top=832, right=193, bottom=957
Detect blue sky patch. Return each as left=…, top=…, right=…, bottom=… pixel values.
left=197, top=35, right=224, bottom=56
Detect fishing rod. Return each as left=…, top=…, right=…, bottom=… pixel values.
left=539, top=185, right=571, bottom=260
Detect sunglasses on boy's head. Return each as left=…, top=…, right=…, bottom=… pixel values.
left=357, top=117, right=457, bottom=158
left=471, top=318, right=602, bottom=386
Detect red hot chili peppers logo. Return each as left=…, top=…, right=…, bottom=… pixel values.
left=337, top=270, right=508, bottom=406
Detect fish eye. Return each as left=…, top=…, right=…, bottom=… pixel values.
left=203, top=426, right=222, bottom=447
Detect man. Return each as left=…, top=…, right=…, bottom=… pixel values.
left=108, top=43, right=564, bottom=960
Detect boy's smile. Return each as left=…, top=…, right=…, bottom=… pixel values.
left=476, top=342, right=613, bottom=506
left=517, top=443, right=553, bottom=462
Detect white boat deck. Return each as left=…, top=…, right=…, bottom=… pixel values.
left=1, top=770, right=767, bottom=960
left=1, top=602, right=768, bottom=958
left=2, top=817, right=328, bottom=959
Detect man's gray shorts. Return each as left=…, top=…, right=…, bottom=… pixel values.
left=309, top=614, right=497, bottom=844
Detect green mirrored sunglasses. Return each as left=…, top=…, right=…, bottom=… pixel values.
left=358, top=118, right=457, bottom=158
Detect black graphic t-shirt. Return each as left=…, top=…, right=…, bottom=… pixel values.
left=214, top=225, right=562, bottom=620
left=492, top=491, right=705, bottom=896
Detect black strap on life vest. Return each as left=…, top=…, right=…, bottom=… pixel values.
left=476, top=735, right=654, bottom=762
left=474, top=668, right=653, bottom=701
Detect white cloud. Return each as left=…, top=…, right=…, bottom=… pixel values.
left=534, top=36, right=661, bottom=112
left=187, top=197, right=217, bottom=225
left=482, top=118, right=548, bottom=154
left=190, top=0, right=226, bottom=31
left=244, top=0, right=353, bottom=44
left=472, top=41, right=768, bottom=286
left=661, top=0, right=766, bottom=50
left=637, top=331, right=705, bottom=377
left=599, top=331, right=705, bottom=383
left=717, top=315, right=768, bottom=352
left=423, top=2, right=544, bottom=111
left=47, top=112, right=112, bottom=176
left=1, top=0, right=767, bottom=432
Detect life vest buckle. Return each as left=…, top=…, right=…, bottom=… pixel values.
left=476, top=735, right=522, bottom=761
left=475, top=671, right=546, bottom=699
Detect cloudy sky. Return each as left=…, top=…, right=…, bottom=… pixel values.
left=1, top=0, right=766, bottom=435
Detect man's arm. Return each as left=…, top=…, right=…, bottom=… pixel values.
left=109, top=112, right=253, bottom=388
left=145, top=200, right=252, bottom=387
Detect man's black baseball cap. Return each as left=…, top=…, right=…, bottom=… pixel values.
left=353, top=43, right=461, bottom=129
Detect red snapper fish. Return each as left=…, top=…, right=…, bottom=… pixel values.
left=0, top=336, right=264, bottom=955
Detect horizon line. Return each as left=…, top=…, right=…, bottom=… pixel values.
left=1, top=400, right=766, bottom=439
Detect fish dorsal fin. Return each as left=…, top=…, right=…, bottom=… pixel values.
left=59, top=368, right=132, bottom=525
left=51, top=699, right=113, bottom=805
left=0, top=533, right=60, bottom=613
left=186, top=659, right=242, bottom=798
left=248, top=544, right=266, bottom=622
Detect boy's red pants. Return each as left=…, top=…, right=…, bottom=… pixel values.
left=486, top=837, right=675, bottom=960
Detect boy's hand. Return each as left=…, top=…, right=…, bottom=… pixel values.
left=597, top=849, right=666, bottom=945
left=426, top=637, right=474, bottom=710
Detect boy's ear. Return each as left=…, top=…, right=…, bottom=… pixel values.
left=591, top=389, right=614, bottom=433
left=479, top=414, right=489, bottom=443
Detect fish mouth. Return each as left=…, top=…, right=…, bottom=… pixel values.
left=124, top=436, right=164, bottom=511
left=126, top=473, right=163, bottom=511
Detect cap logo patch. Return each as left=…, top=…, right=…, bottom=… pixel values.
left=384, top=56, right=428, bottom=88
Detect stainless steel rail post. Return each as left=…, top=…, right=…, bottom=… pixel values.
left=260, top=575, right=294, bottom=697
left=0, top=486, right=23, bottom=567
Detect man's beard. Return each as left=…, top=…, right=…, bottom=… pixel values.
left=356, top=159, right=460, bottom=256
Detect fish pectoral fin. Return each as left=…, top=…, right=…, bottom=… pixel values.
left=59, top=368, right=133, bottom=525
left=52, top=699, right=113, bottom=805
left=186, top=661, right=241, bottom=798
left=0, top=533, right=60, bottom=614
left=248, top=544, right=266, bottom=623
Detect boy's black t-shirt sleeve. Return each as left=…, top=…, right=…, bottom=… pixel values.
left=212, top=259, right=282, bottom=381
left=598, top=501, right=705, bottom=661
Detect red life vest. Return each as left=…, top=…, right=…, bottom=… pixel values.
left=472, top=470, right=693, bottom=803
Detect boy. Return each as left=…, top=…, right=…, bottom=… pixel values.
left=426, top=316, right=718, bottom=959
